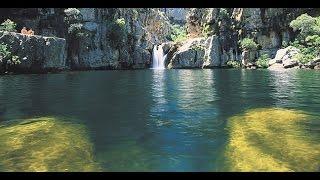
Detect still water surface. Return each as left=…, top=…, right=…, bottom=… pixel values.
left=0, top=69, right=319, bottom=171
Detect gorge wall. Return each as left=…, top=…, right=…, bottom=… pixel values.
left=166, top=8, right=320, bottom=69
left=0, top=31, right=66, bottom=73
left=0, top=8, right=320, bottom=71
left=0, top=8, right=170, bottom=71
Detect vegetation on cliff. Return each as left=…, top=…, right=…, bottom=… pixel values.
left=0, top=19, right=21, bottom=73
left=170, top=24, right=187, bottom=43
left=290, top=13, right=320, bottom=64
left=0, top=19, right=16, bottom=32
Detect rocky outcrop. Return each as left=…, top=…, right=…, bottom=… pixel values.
left=0, top=8, right=171, bottom=71
left=1, top=8, right=320, bottom=71
left=167, top=35, right=226, bottom=69
left=71, top=8, right=171, bottom=70
left=202, top=35, right=221, bottom=68
left=268, top=46, right=300, bottom=70
left=162, top=8, right=188, bottom=25
left=0, top=31, right=66, bottom=73
left=167, top=38, right=206, bottom=69
left=304, top=58, right=320, bottom=69
left=166, top=8, right=320, bottom=69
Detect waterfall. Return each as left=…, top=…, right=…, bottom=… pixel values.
left=152, top=44, right=166, bottom=69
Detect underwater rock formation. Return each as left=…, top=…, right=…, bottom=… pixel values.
left=0, top=117, right=100, bottom=172
left=225, top=108, right=320, bottom=172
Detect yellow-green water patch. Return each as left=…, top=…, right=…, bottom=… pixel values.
left=96, top=140, right=156, bottom=171
left=0, top=117, right=101, bottom=172
left=225, top=108, right=320, bottom=172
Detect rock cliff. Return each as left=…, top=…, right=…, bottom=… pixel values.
left=1, top=8, right=320, bottom=71
left=0, top=31, right=66, bottom=73
left=0, top=8, right=170, bottom=71
left=166, top=8, right=320, bottom=69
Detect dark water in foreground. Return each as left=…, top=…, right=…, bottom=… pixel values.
left=0, top=69, right=319, bottom=171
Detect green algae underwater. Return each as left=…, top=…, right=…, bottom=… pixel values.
left=224, top=108, right=320, bottom=172
left=0, top=108, right=319, bottom=172
left=0, top=117, right=101, bottom=172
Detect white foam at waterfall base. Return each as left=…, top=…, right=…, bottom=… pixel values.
left=152, top=45, right=167, bottom=69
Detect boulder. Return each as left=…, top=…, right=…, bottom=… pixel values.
left=0, top=31, right=66, bottom=73
left=272, top=46, right=300, bottom=63
left=167, top=37, right=206, bottom=68
left=283, top=59, right=298, bottom=68
left=314, top=62, right=320, bottom=70
left=161, top=42, right=174, bottom=54
left=267, top=46, right=300, bottom=69
left=268, top=58, right=277, bottom=66
left=268, top=63, right=284, bottom=71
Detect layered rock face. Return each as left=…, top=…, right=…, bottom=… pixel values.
left=0, top=31, right=66, bottom=73
left=166, top=8, right=320, bottom=69
left=73, top=8, right=170, bottom=70
left=162, top=8, right=188, bottom=25
left=0, top=8, right=170, bottom=70
left=1, top=8, right=320, bottom=71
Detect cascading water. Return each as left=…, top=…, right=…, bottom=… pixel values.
left=152, top=44, right=167, bottom=69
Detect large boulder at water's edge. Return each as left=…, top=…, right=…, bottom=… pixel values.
left=167, top=35, right=224, bottom=69
left=167, top=38, right=206, bottom=69
left=268, top=46, right=300, bottom=70
left=0, top=31, right=66, bottom=73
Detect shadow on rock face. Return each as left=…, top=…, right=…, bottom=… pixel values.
left=225, top=108, right=320, bottom=172
left=0, top=117, right=101, bottom=172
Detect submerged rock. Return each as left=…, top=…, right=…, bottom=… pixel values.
left=0, top=117, right=100, bottom=172
left=225, top=108, right=320, bottom=172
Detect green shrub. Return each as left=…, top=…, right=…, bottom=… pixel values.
left=305, top=35, right=320, bottom=46
left=289, top=13, right=320, bottom=41
left=227, top=60, right=241, bottom=68
left=115, top=18, right=126, bottom=28
left=0, top=19, right=17, bottom=32
left=0, top=43, right=20, bottom=72
left=170, top=24, right=187, bottom=43
left=191, top=44, right=205, bottom=51
left=67, top=23, right=83, bottom=34
left=202, top=23, right=212, bottom=37
left=294, top=47, right=317, bottom=64
left=64, top=8, right=87, bottom=37
left=256, top=54, right=270, bottom=68
left=239, top=38, right=258, bottom=51
left=289, top=14, right=320, bottom=64
left=107, top=18, right=127, bottom=49
left=64, top=8, right=81, bottom=21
